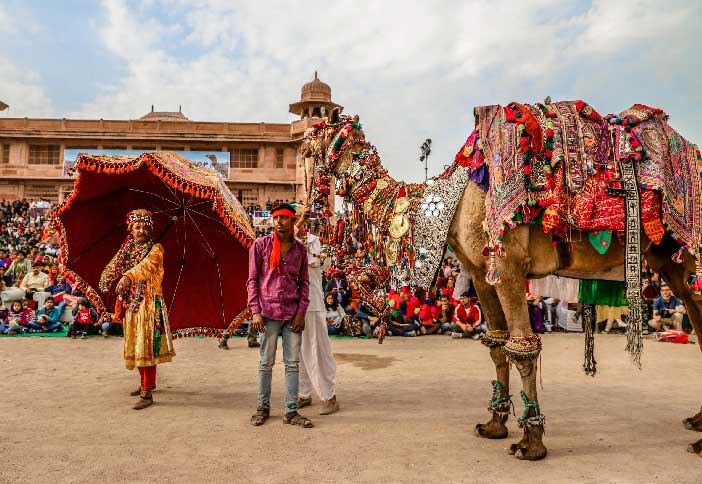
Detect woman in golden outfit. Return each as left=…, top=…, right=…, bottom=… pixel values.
left=100, top=209, right=175, bottom=409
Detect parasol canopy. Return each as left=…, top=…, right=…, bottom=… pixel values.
left=52, top=151, right=255, bottom=337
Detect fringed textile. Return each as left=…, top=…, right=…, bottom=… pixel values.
left=582, top=304, right=597, bottom=376
left=620, top=157, right=644, bottom=368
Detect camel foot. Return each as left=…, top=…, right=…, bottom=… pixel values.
left=683, top=407, right=702, bottom=431
left=508, top=435, right=528, bottom=455
left=684, top=419, right=702, bottom=432
left=474, top=413, right=508, bottom=439
left=510, top=425, right=547, bottom=461
left=687, top=439, right=702, bottom=454
left=515, top=441, right=548, bottom=461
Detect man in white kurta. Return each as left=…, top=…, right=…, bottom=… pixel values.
left=296, top=210, right=339, bottom=415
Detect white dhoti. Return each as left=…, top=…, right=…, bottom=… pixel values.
left=299, top=310, right=337, bottom=401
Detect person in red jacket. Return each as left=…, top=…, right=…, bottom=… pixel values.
left=419, top=297, right=444, bottom=334
left=451, top=291, right=484, bottom=339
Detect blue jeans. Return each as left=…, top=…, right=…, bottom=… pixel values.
left=257, top=318, right=302, bottom=414
left=28, top=321, right=62, bottom=332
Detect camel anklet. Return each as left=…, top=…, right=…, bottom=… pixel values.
left=488, top=380, right=514, bottom=417
left=502, top=335, right=542, bottom=362
left=481, top=330, right=510, bottom=348
left=518, top=390, right=546, bottom=429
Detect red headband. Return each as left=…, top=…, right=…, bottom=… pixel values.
left=271, top=208, right=295, bottom=219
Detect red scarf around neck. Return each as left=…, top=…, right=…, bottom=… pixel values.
left=270, top=227, right=295, bottom=272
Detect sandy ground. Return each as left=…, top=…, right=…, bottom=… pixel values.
left=1, top=332, right=701, bottom=484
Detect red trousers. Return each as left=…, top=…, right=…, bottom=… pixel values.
left=138, top=366, right=156, bottom=391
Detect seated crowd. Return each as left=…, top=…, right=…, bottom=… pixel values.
left=317, top=256, right=488, bottom=340
left=0, top=199, right=113, bottom=338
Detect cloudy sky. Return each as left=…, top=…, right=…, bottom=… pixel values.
left=1, top=0, right=700, bottom=182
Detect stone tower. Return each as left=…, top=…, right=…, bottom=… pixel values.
left=289, top=71, right=343, bottom=120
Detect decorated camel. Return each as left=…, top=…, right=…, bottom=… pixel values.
left=300, top=102, right=702, bottom=460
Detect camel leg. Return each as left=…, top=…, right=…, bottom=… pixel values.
left=471, top=276, right=511, bottom=439
left=645, top=244, right=702, bottom=445
left=492, top=266, right=547, bottom=461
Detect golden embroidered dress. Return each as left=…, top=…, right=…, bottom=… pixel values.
left=104, top=242, right=176, bottom=369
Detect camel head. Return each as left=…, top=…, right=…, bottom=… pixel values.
left=300, top=114, right=366, bottom=208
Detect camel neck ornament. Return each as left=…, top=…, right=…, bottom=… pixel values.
left=304, top=116, right=470, bottom=290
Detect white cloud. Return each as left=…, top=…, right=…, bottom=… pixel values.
left=0, top=4, right=16, bottom=34
left=0, top=1, right=53, bottom=116
left=0, top=55, right=54, bottom=116
left=68, top=0, right=701, bottom=181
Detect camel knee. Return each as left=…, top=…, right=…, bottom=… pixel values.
left=513, top=359, right=536, bottom=378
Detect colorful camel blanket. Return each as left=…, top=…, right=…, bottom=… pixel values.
left=455, top=100, right=702, bottom=270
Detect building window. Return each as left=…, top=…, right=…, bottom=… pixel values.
left=236, top=188, right=259, bottom=207
left=102, top=146, right=127, bottom=150
left=232, top=148, right=258, bottom=168
left=24, top=183, right=59, bottom=201
left=276, top=148, right=284, bottom=168
left=28, top=144, right=60, bottom=165
left=0, top=144, right=9, bottom=164
left=161, top=147, right=185, bottom=151
left=131, top=146, right=156, bottom=151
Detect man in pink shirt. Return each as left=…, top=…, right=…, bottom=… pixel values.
left=247, top=203, right=313, bottom=428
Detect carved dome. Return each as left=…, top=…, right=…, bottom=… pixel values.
left=301, top=71, right=331, bottom=102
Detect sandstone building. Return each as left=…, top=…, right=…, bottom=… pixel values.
left=0, top=73, right=341, bottom=205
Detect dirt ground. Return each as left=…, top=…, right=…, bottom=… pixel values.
left=1, top=332, right=701, bottom=484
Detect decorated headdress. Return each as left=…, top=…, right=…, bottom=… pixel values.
left=126, top=209, right=153, bottom=230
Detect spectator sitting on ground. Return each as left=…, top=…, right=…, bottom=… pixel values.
left=45, top=273, right=71, bottom=303
left=451, top=291, right=484, bottom=339
left=68, top=298, right=99, bottom=339
left=436, top=294, right=455, bottom=334
left=386, top=291, right=421, bottom=337
left=401, top=289, right=424, bottom=333
left=326, top=270, right=352, bottom=312
left=324, top=292, right=345, bottom=335
left=648, top=283, right=686, bottom=333
left=8, top=250, right=31, bottom=284
left=20, top=262, right=50, bottom=300
left=27, top=298, right=63, bottom=332
left=4, top=300, right=32, bottom=334
left=419, top=297, right=444, bottom=334
left=358, top=302, right=380, bottom=337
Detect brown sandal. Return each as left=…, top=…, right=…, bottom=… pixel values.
left=250, top=408, right=270, bottom=426
left=133, top=392, right=153, bottom=410
left=283, top=412, right=314, bottom=428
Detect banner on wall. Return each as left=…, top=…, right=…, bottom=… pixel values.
left=63, top=149, right=231, bottom=179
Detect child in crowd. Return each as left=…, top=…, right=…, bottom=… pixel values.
left=4, top=300, right=34, bottom=334
left=68, top=298, right=99, bottom=339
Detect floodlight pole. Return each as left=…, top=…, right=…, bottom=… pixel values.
left=419, top=138, right=432, bottom=183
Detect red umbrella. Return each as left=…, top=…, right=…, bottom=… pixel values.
left=52, top=152, right=255, bottom=337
